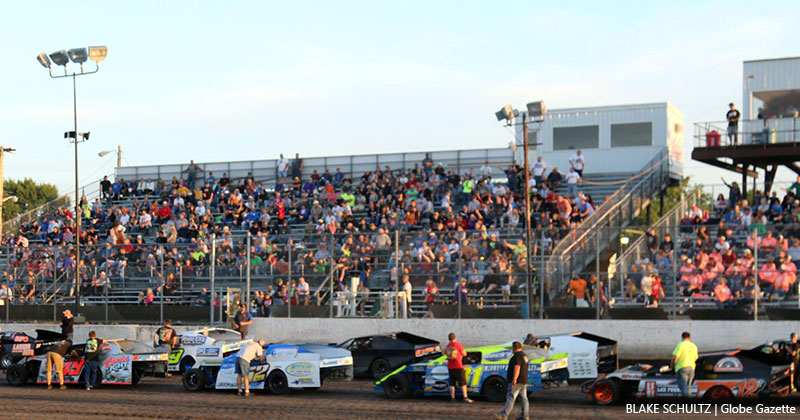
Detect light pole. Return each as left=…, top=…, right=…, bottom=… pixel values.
left=37, top=46, right=108, bottom=314
left=0, top=147, right=17, bottom=242
left=98, top=145, right=122, bottom=168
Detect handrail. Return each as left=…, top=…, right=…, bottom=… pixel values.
left=545, top=148, right=669, bottom=296
left=693, top=116, right=799, bottom=147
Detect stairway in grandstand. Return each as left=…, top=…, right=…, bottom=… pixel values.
left=545, top=148, right=671, bottom=301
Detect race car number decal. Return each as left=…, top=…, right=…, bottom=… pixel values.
left=462, top=366, right=483, bottom=388
left=63, top=359, right=85, bottom=376
left=645, top=381, right=656, bottom=398
left=732, top=379, right=760, bottom=397
left=169, top=349, right=185, bottom=365
left=249, top=364, right=270, bottom=382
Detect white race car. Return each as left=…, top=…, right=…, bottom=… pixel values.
left=183, top=342, right=323, bottom=393
left=290, top=343, right=353, bottom=382
left=169, top=328, right=249, bottom=373
left=523, top=332, right=618, bottom=380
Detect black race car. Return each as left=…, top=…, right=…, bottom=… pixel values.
left=337, top=332, right=441, bottom=379
left=1, top=329, right=68, bottom=370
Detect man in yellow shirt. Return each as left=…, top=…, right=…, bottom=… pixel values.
left=671, top=331, right=698, bottom=397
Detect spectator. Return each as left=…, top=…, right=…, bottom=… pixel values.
left=714, top=278, right=733, bottom=309
left=290, top=153, right=303, bottom=180
left=567, top=275, right=587, bottom=307
left=194, top=288, right=211, bottom=306
left=60, top=310, right=74, bottom=341
left=83, top=331, right=102, bottom=390
left=726, top=103, right=741, bottom=144
left=569, top=150, right=585, bottom=177
left=233, top=303, right=252, bottom=339
left=276, top=153, right=289, bottom=182
left=296, top=277, right=310, bottom=306
left=547, top=168, right=563, bottom=189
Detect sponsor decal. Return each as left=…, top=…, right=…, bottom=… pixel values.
left=11, top=343, right=32, bottom=353
left=295, top=378, right=314, bottom=384
left=181, top=335, right=207, bottom=346
left=286, top=362, right=315, bottom=377
left=415, top=346, right=439, bottom=357
left=320, top=357, right=352, bottom=368
left=13, top=335, right=29, bottom=343
left=484, top=350, right=512, bottom=363
left=104, top=355, right=131, bottom=369
left=197, top=347, right=220, bottom=357
left=432, top=381, right=449, bottom=392
left=430, top=365, right=448, bottom=380
left=270, top=347, right=298, bottom=358
left=714, top=357, right=743, bottom=373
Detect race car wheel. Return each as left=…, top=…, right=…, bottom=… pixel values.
left=591, top=379, right=619, bottom=405
left=179, top=356, right=195, bottom=373
left=267, top=370, right=289, bottom=395
left=383, top=374, right=409, bottom=399
left=182, top=368, right=207, bottom=392
left=705, top=385, right=733, bottom=400
left=482, top=376, right=508, bottom=403
left=370, top=358, right=391, bottom=380
left=0, top=352, right=12, bottom=370
left=132, top=368, right=143, bottom=386
left=6, top=364, right=29, bottom=386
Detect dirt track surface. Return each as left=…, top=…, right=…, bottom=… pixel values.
left=0, top=375, right=799, bottom=420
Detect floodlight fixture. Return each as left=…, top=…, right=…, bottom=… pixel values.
left=98, top=150, right=112, bottom=157
left=36, top=53, right=51, bottom=69
left=88, top=46, right=108, bottom=62
left=495, top=104, right=514, bottom=122
left=49, top=50, right=70, bottom=67
left=68, top=48, right=88, bottom=64
left=526, top=101, right=547, bottom=118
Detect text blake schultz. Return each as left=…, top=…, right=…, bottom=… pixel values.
left=626, top=403, right=797, bottom=415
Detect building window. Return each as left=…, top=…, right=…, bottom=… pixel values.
left=552, top=125, right=599, bottom=150
left=611, top=122, right=652, bottom=147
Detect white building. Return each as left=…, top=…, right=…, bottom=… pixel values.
left=514, top=102, right=684, bottom=179
left=740, top=57, right=800, bottom=144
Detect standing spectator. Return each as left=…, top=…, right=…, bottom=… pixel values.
left=494, top=341, right=529, bottom=420
left=60, top=309, right=74, bottom=341
left=444, top=332, right=473, bottom=403
left=153, top=319, right=178, bottom=350
left=671, top=331, right=698, bottom=397
left=788, top=333, right=800, bottom=392
left=183, top=160, right=204, bottom=191
left=726, top=103, right=741, bottom=144
left=452, top=278, right=469, bottom=305
left=424, top=279, right=439, bottom=311
left=0, top=283, right=11, bottom=304
left=296, top=277, right=310, bottom=306
left=290, top=153, right=304, bottom=180
left=235, top=339, right=265, bottom=397
left=532, top=156, right=547, bottom=184
left=83, top=331, right=102, bottom=390
left=402, top=275, right=413, bottom=315
left=422, top=153, right=434, bottom=179
left=233, top=303, right=253, bottom=339
left=567, top=275, right=587, bottom=307
left=46, top=338, right=72, bottom=390
left=276, top=153, right=289, bottom=182
left=569, top=150, right=585, bottom=177
left=565, top=167, right=581, bottom=198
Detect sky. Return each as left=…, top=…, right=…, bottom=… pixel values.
left=1, top=0, right=799, bottom=197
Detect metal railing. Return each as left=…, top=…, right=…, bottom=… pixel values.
left=545, top=148, right=670, bottom=297
left=694, top=117, right=800, bottom=148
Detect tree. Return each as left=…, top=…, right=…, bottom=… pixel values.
left=2, top=178, right=60, bottom=220
left=636, top=176, right=713, bottom=226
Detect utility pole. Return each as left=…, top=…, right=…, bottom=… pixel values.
left=0, top=147, right=14, bottom=241
left=522, top=115, right=534, bottom=319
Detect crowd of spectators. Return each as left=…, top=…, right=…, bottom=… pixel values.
left=620, top=176, right=800, bottom=310
left=0, top=152, right=594, bottom=315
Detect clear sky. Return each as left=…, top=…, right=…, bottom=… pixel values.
left=2, top=1, right=799, bottom=197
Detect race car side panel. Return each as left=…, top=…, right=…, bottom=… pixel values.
left=212, top=345, right=321, bottom=390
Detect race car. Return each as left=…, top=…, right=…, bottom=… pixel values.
left=6, top=339, right=169, bottom=387
left=169, top=327, right=248, bottom=373
left=182, top=342, right=325, bottom=394
left=375, top=343, right=569, bottom=402
left=584, top=342, right=792, bottom=405
left=532, top=332, right=618, bottom=380
left=291, top=343, right=354, bottom=382
left=1, top=329, right=68, bottom=370
left=337, top=332, right=441, bottom=379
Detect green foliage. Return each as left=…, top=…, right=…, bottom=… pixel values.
left=2, top=178, right=59, bottom=220
left=636, top=176, right=712, bottom=226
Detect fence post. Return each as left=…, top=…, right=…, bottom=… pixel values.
left=539, top=229, right=545, bottom=319
left=246, top=232, right=251, bottom=310
left=288, top=241, right=292, bottom=319
left=329, top=234, right=335, bottom=319
left=211, top=233, right=216, bottom=325
left=753, top=231, right=759, bottom=322
left=595, top=231, right=600, bottom=320
left=672, top=222, right=679, bottom=320
left=395, top=230, right=399, bottom=318
left=159, top=251, right=164, bottom=325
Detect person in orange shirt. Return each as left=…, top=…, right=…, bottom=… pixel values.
left=759, top=258, right=779, bottom=296
left=567, top=276, right=587, bottom=307
left=714, top=278, right=733, bottom=309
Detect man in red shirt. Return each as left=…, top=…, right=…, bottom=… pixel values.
left=445, top=332, right=473, bottom=403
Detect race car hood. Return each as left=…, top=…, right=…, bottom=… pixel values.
left=108, top=339, right=170, bottom=362
left=291, top=343, right=353, bottom=368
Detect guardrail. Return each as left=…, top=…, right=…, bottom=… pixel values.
left=545, top=148, right=669, bottom=297
left=693, top=117, right=800, bottom=148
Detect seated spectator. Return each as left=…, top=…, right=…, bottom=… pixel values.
left=194, top=288, right=210, bottom=306
left=714, top=278, right=733, bottom=309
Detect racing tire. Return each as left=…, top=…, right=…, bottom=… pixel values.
left=179, top=356, right=195, bottom=373
left=383, top=374, right=410, bottom=399
left=370, top=358, right=392, bottom=380
left=132, top=368, right=143, bottom=386
left=6, top=364, right=29, bottom=386
left=704, top=385, right=733, bottom=400
left=591, top=379, right=620, bottom=406
left=182, top=368, right=207, bottom=392
left=267, top=370, right=289, bottom=395
left=482, top=376, right=508, bottom=403
left=0, top=351, right=12, bottom=370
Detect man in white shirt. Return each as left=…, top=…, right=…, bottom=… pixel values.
left=402, top=275, right=413, bottom=316
left=277, top=154, right=289, bottom=182
left=480, top=161, right=493, bottom=180
left=532, top=156, right=547, bottom=184
left=236, top=339, right=265, bottom=396
left=296, top=277, right=310, bottom=305
left=565, top=167, right=581, bottom=198
left=569, top=150, right=585, bottom=177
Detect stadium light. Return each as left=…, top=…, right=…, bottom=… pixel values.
left=68, top=48, right=88, bottom=64
left=36, top=44, right=107, bottom=314
left=36, top=53, right=51, bottom=69
left=495, top=104, right=514, bottom=122
left=526, top=101, right=547, bottom=118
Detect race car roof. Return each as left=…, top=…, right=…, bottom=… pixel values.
left=350, top=332, right=439, bottom=346
left=3, top=329, right=66, bottom=341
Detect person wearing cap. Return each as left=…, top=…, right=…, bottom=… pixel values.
left=60, top=310, right=74, bottom=341
left=236, top=339, right=266, bottom=396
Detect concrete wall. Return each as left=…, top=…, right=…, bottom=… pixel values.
left=3, top=319, right=799, bottom=359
